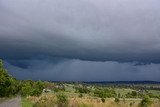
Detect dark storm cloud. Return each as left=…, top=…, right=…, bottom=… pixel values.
left=0, top=0, right=160, bottom=63
left=1, top=0, right=160, bottom=81
left=5, top=59, right=160, bottom=81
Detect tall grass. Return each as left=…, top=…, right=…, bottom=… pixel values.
left=21, top=97, right=33, bottom=107
left=25, top=93, right=160, bottom=107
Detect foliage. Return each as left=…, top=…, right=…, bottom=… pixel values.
left=0, top=59, right=20, bottom=97
left=56, top=92, right=68, bottom=107
left=53, top=85, right=65, bottom=92
left=22, top=98, right=33, bottom=107
left=114, top=97, right=120, bottom=103
left=139, top=95, right=153, bottom=107
left=21, top=83, right=32, bottom=96
left=101, top=98, right=105, bottom=103
left=75, top=86, right=90, bottom=94
left=21, top=80, right=45, bottom=97
left=93, top=88, right=116, bottom=98
left=79, top=93, right=83, bottom=98
left=0, top=59, right=46, bottom=97
left=126, top=91, right=140, bottom=98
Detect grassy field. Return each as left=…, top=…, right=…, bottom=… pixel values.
left=148, top=90, right=160, bottom=96
left=115, top=88, right=134, bottom=96
left=22, top=82, right=160, bottom=107
left=24, top=93, right=160, bottom=107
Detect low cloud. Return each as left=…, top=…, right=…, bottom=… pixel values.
left=5, top=59, right=160, bottom=81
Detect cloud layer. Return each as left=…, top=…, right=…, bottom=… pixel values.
left=0, top=0, right=160, bottom=62
left=1, top=0, right=160, bottom=81
left=5, top=59, right=160, bottom=81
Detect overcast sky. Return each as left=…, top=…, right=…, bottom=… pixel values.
left=1, top=0, right=160, bottom=81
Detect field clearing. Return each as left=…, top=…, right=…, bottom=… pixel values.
left=149, top=90, right=160, bottom=96
left=25, top=93, right=160, bottom=107
left=115, top=88, right=134, bottom=96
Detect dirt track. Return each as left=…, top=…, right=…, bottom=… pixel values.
left=0, top=97, right=21, bottom=107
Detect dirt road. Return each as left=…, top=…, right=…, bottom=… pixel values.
left=0, top=97, right=21, bottom=107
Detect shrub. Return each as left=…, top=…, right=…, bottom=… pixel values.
left=75, top=86, right=90, bottom=94
left=93, top=88, right=116, bottom=98
left=21, top=83, right=32, bottom=96
left=56, top=93, right=68, bottom=107
left=139, top=95, right=152, bottom=107
left=101, top=98, right=105, bottom=103
left=114, top=97, right=120, bottom=103
left=31, top=88, right=42, bottom=97
left=79, top=93, right=83, bottom=98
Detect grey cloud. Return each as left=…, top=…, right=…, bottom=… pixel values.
left=0, top=0, right=160, bottom=62
left=5, top=59, right=160, bottom=81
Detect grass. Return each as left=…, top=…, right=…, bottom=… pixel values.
left=115, top=88, right=134, bottom=96
left=21, top=97, right=33, bottom=107
left=25, top=92, right=160, bottom=107
left=148, top=90, right=160, bottom=96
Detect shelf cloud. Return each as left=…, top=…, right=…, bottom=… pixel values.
left=1, top=0, right=160, bottom=81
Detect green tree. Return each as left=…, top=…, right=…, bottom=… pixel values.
left=21, top=83, right=32, bottom=96
left=0, top=59, right=18, bottom=97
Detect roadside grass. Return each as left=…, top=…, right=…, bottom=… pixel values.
left=0, top=97, right=15, bottom=104
left=0, top=98, right=9, bottom=103
left=21, top=97, right=33, bottom=107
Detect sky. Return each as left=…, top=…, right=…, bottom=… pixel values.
left=0, top=0, right=160, bottom=81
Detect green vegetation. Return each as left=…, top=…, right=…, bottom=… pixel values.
left=139, top=95, right=153, bottom=107
left=0, top=59, right=46, bottom=98
left=75, top=86, right=90, bottom=94
left=22, top=98, right=33, bottom=107
left=114, top=97, right=120, bottom=103
left=101, top=98, right=105, bottom=103
left=56, top=93, right=68, bottom=107
left=0, top=59, right=20, bottom=97
left=93, top=88, right=116, bottom=98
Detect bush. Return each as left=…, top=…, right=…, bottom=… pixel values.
left=93, top=88, right=116, bottom=98
left=21, top=83, right=32, bottom=96
left=31, top=88, right=42, bottom=96
left=56, top=93, right=68, bottom=107
left=114, top=97, right=120, bottom=103
left=101, top=98, right=105, bottom=103
left=139, top=95, right=152, bottom=107
left=75, top=86, right=90, bottom=94
left=79, top=93, right=83, bottom=98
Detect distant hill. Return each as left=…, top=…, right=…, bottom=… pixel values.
left=84, top=81, right=160, bottom=84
